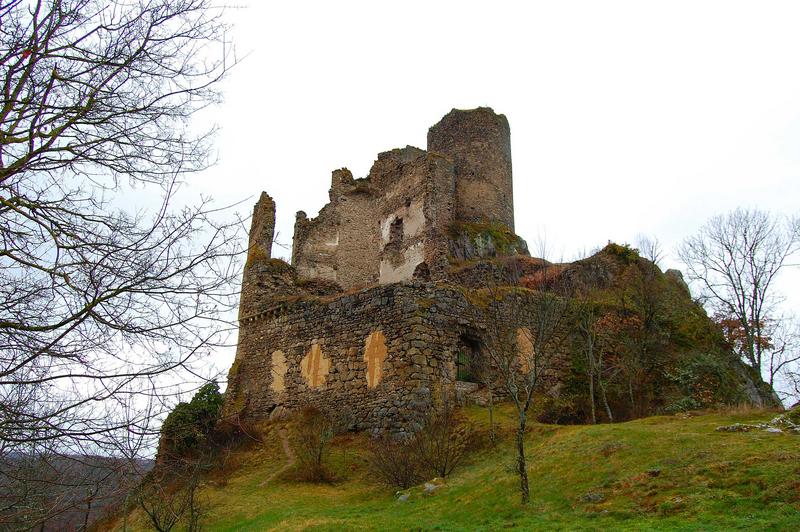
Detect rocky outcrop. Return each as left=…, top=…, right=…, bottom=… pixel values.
left=447, top=221, right=529, bottom=261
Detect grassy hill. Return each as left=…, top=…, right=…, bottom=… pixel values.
left=121, top=404, right=799, bottom=531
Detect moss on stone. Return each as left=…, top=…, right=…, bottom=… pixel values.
left=245, top=246, right=290, bottom=269
left=456, top=285, right=528, bottom=309
left=296, top=277, right=343, bottom=296
left=417, top=297, right=435, bottom=309
left=227, top=358, right=241, bottom=380
left=449, top=220, right=524, bottom=257
left=245, top=247, right=293, bottom=272
left=602, top=242, right=640, bottom=264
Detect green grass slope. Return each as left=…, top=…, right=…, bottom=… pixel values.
left=127, top=406, right=799, bottom=531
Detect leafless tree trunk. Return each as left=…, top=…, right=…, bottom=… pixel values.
left=0, top=1, right=242, bottom=528
left=598, top=372, right=614, bottom=422
left=482, top=254, right=570, bottom=504
left=576, top=304, right=598, bottom=424
left=575, top=296, right=617, bottom=423
left=767, top=316, right=800, bottom=401
left=486, top=384, right=496, bottom=444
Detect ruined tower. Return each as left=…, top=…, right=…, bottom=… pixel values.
left=428, top=107, right=514, bottom=231
left=287, top=107, right=515, bottom=291
left=239, top=192, right=280, bottom=318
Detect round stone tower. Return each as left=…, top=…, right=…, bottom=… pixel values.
left=427, top=107, right=514, bottom=230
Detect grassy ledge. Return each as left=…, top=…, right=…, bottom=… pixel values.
left=121, top=405, right=799, bottom=531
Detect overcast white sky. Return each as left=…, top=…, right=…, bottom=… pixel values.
left=193, top=1, right=799, bottom=392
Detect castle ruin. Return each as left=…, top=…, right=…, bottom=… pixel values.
left=291, top=107, right=515, bottom=289
left=223, top=108, right=541, bottom=434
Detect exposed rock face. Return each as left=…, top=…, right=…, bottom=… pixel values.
left=665, top=269, right=690, bottom=295
left=716, top=408, right=800, bottom=434
left=448, top=221, right=529, bottom=261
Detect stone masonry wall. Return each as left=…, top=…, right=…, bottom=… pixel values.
left=292, top=203, right=339, bottom=283
left=428, top=107, right=515, bottom=231
left=225, top=283, right=470, bottom=435
left=223, top=280, right=557, bottom=435
left=291, top=147, right=456, bottom=290
left=290, top=107, right=514, bottom=289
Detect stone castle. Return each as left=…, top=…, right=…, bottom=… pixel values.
left=222, top=108, right=547, bottom=433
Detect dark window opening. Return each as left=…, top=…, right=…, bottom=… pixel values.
left=456, top=334, right=481, bottom=383
left=413, top=261, right=430, bottom=280
left=389, top=217, right=404, bottom=247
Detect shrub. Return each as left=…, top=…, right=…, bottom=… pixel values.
left=137, top=462, right=206, bottom=532
left=603, top=242, right=640, bottom=263
left=665, top=352, right=741, bottom=412
left=413, top=399, right=472, bottom=478
left=519, top=266, right=567, bottom=291
left=367, top=436, right=423, bottom=489
left=159, top=382, right=225, bottom=460
left=292, top=406, right=335, bottom=482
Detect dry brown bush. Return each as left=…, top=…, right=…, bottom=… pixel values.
left=367, top=436, right=423, bottom=489
left=413, top=399, right=473, bottom=478
left=291, top=406, right=335, bottom=482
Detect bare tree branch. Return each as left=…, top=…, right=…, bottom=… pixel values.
left=678, top=208, right=800, bottom=391
left=0, top=1, right=244, bottom=528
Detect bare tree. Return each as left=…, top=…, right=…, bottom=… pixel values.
left=678, top=209, right=800, bottom=389
left=292, top=406, right=335, bottom=483
left=137, top=457, right=206, bottom=532
left=574, top=301, right=613, bottom=423
left=412, top=395, right=471, bottom=479
left=0, top=0, right=242, bottom=527
left=366, top=436, right=422, bottom=490
left=766, top=316, right=800, bottom=397
left=636, top=234, right=664, bottom=266
left=786, top=368, right=800, bottom=406
left=482, top=258, right=570, bottom=504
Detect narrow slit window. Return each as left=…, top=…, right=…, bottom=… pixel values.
left=389, top=217, right=404, bottom=246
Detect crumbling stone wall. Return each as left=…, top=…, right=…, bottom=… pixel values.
left=223, top=278, right=561, bottom=434
left=290, top=107, right=514, bottom=290
left=292, top=147, right=456, bottom=290
left=292, top=203, right=339, bottom=283
left=224, top=283, right=469, bottom=434
left=239, top=193, right=281, bottom=318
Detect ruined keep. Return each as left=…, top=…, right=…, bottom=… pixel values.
left=291, top=107, right=515, bottom=289
left=223, top=107, right=535, bottom=434
left=222, top=107, right=767, bottom=435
